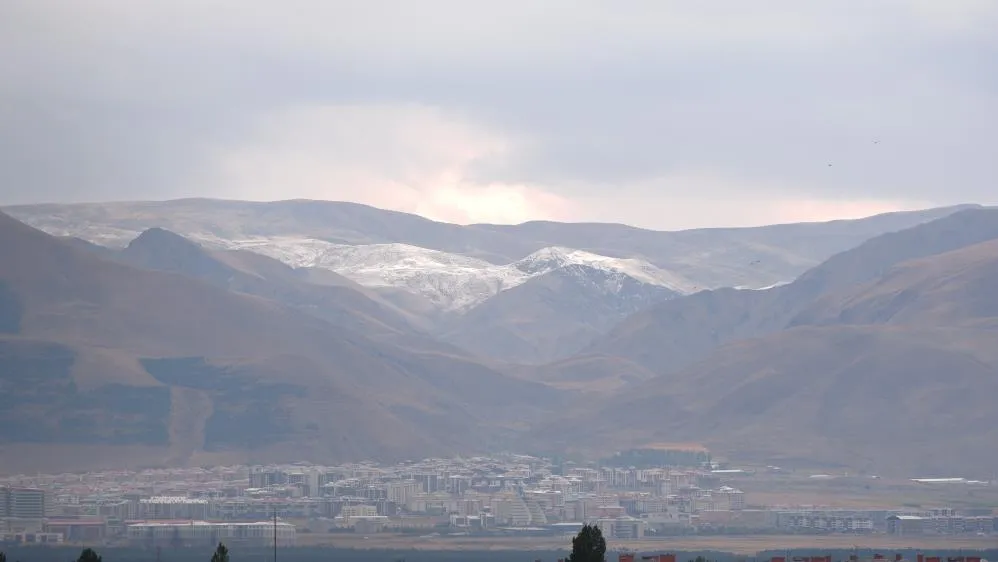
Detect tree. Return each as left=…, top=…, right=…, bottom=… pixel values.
left=77, top=548, right=102, bottom=562
left=1, top=550, right=6, bottom=562
left=568, top=524, right=606, bottom=562
left=211, top=542, right=230, bottom=562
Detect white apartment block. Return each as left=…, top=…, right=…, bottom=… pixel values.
left=386, top=480, right=422, bottom=504
left=138, top=497, right=212, bottom=520
left=127, top=521, right=295, bottom=547
left=492, top=493, right=534, bottom=526
left=597, top=517, right=645, bottom=539
left=340, top=504, right=378, bottom=518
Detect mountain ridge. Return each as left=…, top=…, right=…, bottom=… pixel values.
left=572, top=207, right=998, bottom=380
left=4, top=198, right=977, bottom=364
left=5, top=199, right=976, bottom=291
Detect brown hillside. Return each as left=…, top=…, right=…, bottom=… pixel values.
left=578, top=207, right=998, bottom=380
left=118, top=227, right=450, bottom=348
left=791, top=238, right=998, bottom=329
left=0, top=212, right=558, bottom=473
left=542, top=239, right=998, bottom=476
left=542, top=325, right=998, bottom=477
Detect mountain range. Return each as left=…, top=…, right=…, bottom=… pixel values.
left=3, top=199, right=973, bottom=363
left=1, top=199, right=997, bottom=477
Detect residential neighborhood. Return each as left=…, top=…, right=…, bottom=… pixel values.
left=2, top=454, right=995, bottom=547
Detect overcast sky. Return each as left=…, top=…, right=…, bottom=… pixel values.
left=1, top=1, right=996, bottom=229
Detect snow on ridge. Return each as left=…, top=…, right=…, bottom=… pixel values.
left=513, top=246, right=697, bottom=293
left=212, top=237, right=529, bottom=310
left=211, top=238, right=697, bottom=311
left=17, top=216, right=699, bottom=312
left=734, top=280, right=791, bottom=291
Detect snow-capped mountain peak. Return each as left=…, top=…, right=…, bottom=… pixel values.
left=514, top=246, right=696, bottom=293
left=217, top=239, right=696, bottom=311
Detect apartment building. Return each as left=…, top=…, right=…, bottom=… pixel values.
left=138, top=497, right=212, bottom=520
left=340, top=504, right=378, bottom=518
left=1, top=487, right=48, bottom=519
left=386, top=479, right=422, bottom=504
left=714, top=486, right=746, bottom=510
left=126, top=520, right=295, bottom=547
left=778, top=511, right=875, bottom=532
left=492, top=493, right=534, bottom=526
left=887, top=514, right=997, bottom=535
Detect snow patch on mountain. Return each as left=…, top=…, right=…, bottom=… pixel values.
left=735, top=280, right=791, bottom=291
left=512, top=246, right=696, bottom=293
left=9, top=214, right=698, bottom=311
left=209, top=238, right=696, bottom=311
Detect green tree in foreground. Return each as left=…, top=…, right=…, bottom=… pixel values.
left=77, top=548, right=102, bottom=562
left=568, top=523, right=606, bottom=562
left=211, top=542, right=230, bottom=562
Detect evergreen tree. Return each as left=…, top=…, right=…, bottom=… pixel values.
left=77, top=548, right=102, bottom=562
left=211, top=542, right=230, bottom=562
left=568, top=524, right=606, bottom=562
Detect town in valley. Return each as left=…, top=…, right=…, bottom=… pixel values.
left=2, top=451, right=996, bottom=552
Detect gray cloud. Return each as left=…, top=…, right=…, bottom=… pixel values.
left=1, top=0, right=996, bottom=227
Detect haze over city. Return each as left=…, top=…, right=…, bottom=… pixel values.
left=1, top=1, right=997, bottom=561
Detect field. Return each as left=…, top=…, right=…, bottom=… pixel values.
left=294, top=534, right=998, bottom=554
left=716, top=470, right=998, bottom=510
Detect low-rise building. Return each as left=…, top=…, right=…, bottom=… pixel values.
left=138, top=497, right=212, bottom=520
left=126, top=520, right=295, bottom=547
left=43, top=519, right=108, bottom=542
left=597, top=516, right=645, bottom=539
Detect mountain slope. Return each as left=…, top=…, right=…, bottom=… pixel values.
left=118, top=227, right=426, bottom=340
left=790, top=238, right=998, bottom=329
left=0, top=212, right=558, bottom=474
left=540, top=238, right=998, bottom=475
left=542, top=325, right=998, bottom=477
left=3, top=199, right=975, bottom=293
left=224, top=241, right=693, bottom=312
left=579, top=207, right=998, bottom=379
left=4, top=199, right=975, bottom=366
left=62, top=226, right=694, bottom=364
left=469, top=204, right=979, bottom=287
left=440, top=265, right=680, bottom=363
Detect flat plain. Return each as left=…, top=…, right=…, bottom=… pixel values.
left=294, top=534, right=998, bottom=554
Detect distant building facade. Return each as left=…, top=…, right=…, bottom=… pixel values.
left=126, top=520, right=295, bottom=548
left=1, top=487, right=47, bottom=519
